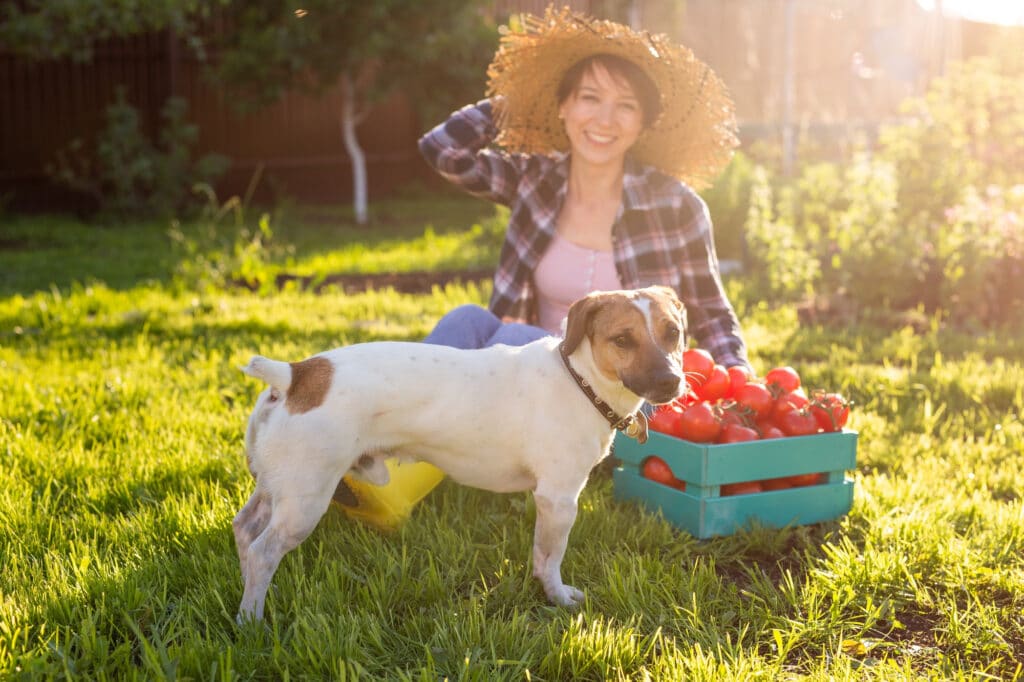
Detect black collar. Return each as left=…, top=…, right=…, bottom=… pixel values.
left=558, top=342, right=648, bottom=444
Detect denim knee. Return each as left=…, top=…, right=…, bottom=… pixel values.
left=422, top=304, right=502, bottom=349
left=485, top=322, right=551, bottom=348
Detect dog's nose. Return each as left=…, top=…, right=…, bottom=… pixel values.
left=650, top=372, right=683, bottom=401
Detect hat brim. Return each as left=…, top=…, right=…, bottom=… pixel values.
left=486, top=8, right=738, bottom=189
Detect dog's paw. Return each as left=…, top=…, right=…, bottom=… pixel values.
left=547, top=583, right=585, bottom=608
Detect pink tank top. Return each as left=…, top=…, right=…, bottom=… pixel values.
left=534, top=233, right=622, bottom=335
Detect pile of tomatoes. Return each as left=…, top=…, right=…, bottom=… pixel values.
left=650, top=349, right=850, bottom=444
left=639, top=349, right=852, bottom=496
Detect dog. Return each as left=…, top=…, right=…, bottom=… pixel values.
left=233, top=285, right=687, bottom=621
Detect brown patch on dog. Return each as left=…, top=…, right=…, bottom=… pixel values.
left=286, top=356, right=334, bottom=414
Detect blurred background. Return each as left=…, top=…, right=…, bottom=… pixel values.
left=2, top=0, right=1021, bottom=210
left=2, top=1, right=1022, bottom=326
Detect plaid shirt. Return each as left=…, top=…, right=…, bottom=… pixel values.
left=418, top=100, right=750, bottom=369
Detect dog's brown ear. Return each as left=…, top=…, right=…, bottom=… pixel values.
left=563, top=292, right=605, bottom=355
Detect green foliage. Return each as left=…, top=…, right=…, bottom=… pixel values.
left=0, top=0, right=227, bottom=62
left=743, top=166, right=819, bottom=302
left=740, top=57, right=1024, bottom=327
left=879, top=57, right=1024, bottom=226
left=704, top=152, right=756, bottom=261
left=167, top=188, right=283, bottom=295
left=210, top=0, right=497, bottom=121
left=49, top=88, right=229, bottom=221
left=937, top=185, right=1024, bottom=327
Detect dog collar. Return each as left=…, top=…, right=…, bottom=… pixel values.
left=558, top=343, right=649, bottom=444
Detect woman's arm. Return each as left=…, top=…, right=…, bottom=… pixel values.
left=673, top=193, right=752, bottom=371
left=417, top=99, right=529, bottom=207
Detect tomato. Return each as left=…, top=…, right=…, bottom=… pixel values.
left=759, top=424, right=786, bottom=439
left=775, top=406, right=819, bottom=437
left=733, top=382, right=774, bottom=420
left=726, top=365, right=753, bottom=399
left=695, top=364, right=730, bottom=402
left=649, top=404, right=684, bottom=435
left=672, top=479, right=688, bottom=492
left=765, top=366, right=801, bottom=394
left=683, top=348, right=715, bottom=387
left=721, top=480, right=763, bottom=496
left=717, top=423, right=759, bottom=443
left=771, top=388, right=809, bottom=421
left=785, top=472, right=824, bottom=487
left=810, top=392, right=850, bottom=432
left=641, top=456, right=676, bottom=486
left=761, top=476, right=793, bottom=491
left=677, top=402, right=722, bottom=443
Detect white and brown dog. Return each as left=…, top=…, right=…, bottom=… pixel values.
left=234, top=285, right=687, bottom=621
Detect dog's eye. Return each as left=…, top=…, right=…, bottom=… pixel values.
left=664, top=326, right=681, bottom=345
left=612, top=333, right=635, bottom=349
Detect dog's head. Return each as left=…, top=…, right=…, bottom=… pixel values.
left=563, top=285, right=687, bottom=404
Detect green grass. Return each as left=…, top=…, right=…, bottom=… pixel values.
left=1, top=199, right=1022, bottom=680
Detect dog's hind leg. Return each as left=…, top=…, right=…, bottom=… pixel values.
left=233, top=489, right=271, bottom=586
left=531, top=485, right=585, bottom=608
left=236, top=474, right=338, bottom=622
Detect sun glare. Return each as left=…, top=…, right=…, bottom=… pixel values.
left=916, top=0, right=1024, bottom=27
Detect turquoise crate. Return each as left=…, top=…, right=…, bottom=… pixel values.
left=612, top=429, right=857, bottom=539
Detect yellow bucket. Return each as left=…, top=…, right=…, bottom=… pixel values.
left=333, top=461, right=445, bottom=531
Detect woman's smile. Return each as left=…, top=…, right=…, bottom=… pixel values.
left=559, top=64, right=644, bottom=169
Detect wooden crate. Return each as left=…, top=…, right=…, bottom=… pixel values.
left=612, top=429, right=857, bottom=539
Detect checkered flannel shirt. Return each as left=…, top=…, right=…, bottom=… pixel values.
left=418, top=100, right=751, bottom=369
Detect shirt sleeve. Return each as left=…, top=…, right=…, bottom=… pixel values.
left=674, top=193, right=753, bottom=371
left=417, top=99, right=529, bottom=207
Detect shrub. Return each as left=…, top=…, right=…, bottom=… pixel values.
left=49, top=87, right=229, bottom=221
left=938, top=185, right=1024, bottom=327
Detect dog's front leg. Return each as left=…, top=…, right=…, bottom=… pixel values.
left=531, top=487, right=584, bottom=607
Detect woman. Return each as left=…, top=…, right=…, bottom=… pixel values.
left=335, top=9, right=750, bottom=524
left=418, top=8, right=751, bottom=370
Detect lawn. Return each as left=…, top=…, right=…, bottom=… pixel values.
left=1, top=198, right=1022, bottom=680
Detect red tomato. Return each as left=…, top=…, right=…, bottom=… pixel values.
left=785, top=472, right=825, bottom=487
left=775, top=407, right=819, bottom=437
left=672, top=479, right=688, bottom=492
left=733, top=382, right=775, bottom=420
left=641, top=456, right=676, bottom=486
left=765, top=366, right=801, bottom=394
left=759, top=424, right=786, bottom=439
left=649, top=404, right=683, bottom=435
left=696, top=364, right=730, bottom=402
left=717, top=423, right=759, bottom=443
left=771, top=388, right=810, bottom=421
left=726, top=365, right=753, bottom=399
left=683, top=348, right=715, bottom=387
left=761, top=476, right=793, bottom=491
left=810, top=392, right=850, bottom=432
left=721, top=480, right=764, bottom=496
left=677, top=402, right=722, bottom=443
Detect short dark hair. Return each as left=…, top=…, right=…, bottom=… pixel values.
left=556, top=54, right=662, bottom=127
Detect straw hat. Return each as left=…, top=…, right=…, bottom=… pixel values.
left=486, top=6, right=738, bottom=189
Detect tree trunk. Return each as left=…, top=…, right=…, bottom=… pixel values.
left=339, top=71, right=368, bottom=225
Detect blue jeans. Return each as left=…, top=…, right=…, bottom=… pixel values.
left=423, top=304, right=552, bottom=348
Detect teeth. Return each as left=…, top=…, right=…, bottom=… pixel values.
left=587, top=132, right=614, bottom=144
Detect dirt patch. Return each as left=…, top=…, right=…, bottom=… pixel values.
left=234, top=268, right=494, bottom=294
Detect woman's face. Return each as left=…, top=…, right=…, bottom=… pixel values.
left=558, top=62, right=645, bottom=170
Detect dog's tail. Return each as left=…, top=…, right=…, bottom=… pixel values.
left=241, top=355, right=292, bottom=392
